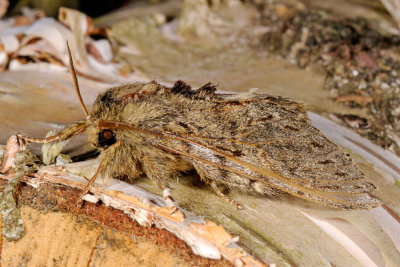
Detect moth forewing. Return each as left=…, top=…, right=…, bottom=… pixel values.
left=155, top=128, right=380, bottom=210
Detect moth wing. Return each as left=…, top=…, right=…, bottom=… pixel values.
left=156, top=134, right=380, bottom=209
left=99, top=89, right=381, bottom=209
left=156, top=94, right=380, bottom=209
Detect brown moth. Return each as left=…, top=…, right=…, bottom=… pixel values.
left=12, top=44, right=381, bottom=210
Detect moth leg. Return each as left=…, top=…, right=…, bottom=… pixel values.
left=162, top=188, right=176, bottom=209
left=141, top=156, right=178, bottom=211
left=210, top=181, right=243, bottom=210
left=3, top=121, right=88, bottom=174
left=77, top=141, right=121, bottom=207
left=192, top=163, right=243, bottom=209
left=76, top=151, right=114, bottom=207
left=76, top=160, right=105, bottom=207
left=16, top=120, right=88, bottom=144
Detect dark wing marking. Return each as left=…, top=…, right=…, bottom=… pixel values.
left=96, top=81, right=163, bottom=107
left=170, top=80, right=216, bottom=100
left=94, top=80, right=217, bottom=112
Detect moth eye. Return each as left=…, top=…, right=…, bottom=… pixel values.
left=102, top=130, right=113, bottom=140
left=98, top=129, right=116, bottom=147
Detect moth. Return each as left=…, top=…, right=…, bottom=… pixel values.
left=10, top=44, right=381, bottom=210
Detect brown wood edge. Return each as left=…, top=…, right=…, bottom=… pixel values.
left=0, top=177, right=234, bottom=267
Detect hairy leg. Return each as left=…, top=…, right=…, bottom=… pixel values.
left=141, top=155, right=180, bottom=210
left=193, top=162, right=243, bottom=210
left=16, top=120, right=88, bottom=144
left=77, top=141, right=122, bottom=206
left=210, top=181, right=243, bottom=210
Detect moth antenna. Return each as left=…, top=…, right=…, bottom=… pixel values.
left=66, top=41, right=89, bottom=118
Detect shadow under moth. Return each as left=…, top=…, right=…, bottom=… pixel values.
left=1, top=44, right=381, bottom=211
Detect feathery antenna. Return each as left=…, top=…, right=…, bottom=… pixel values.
left=66, top=41, right=89, bottom=118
